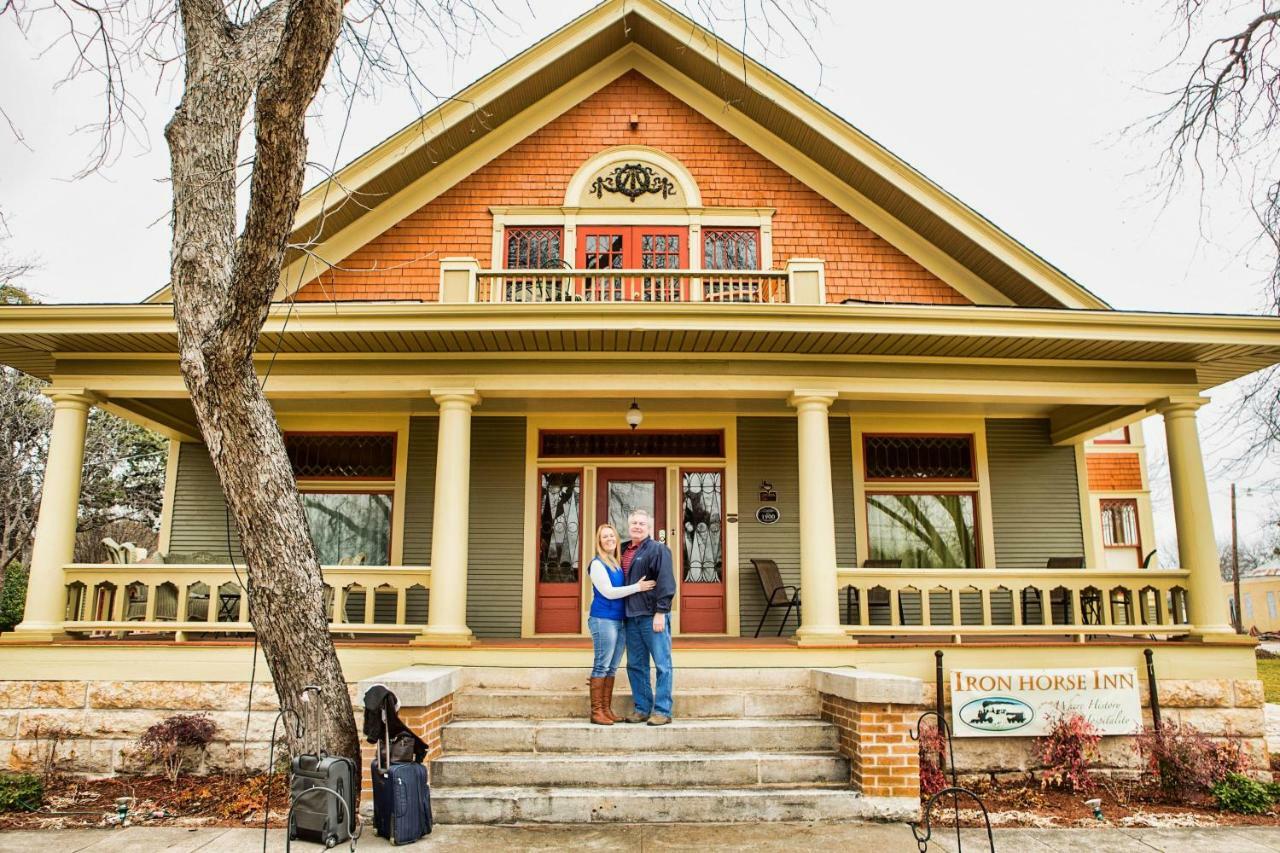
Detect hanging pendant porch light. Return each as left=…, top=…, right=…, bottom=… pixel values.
left=625, top=399, right=643, bottom=430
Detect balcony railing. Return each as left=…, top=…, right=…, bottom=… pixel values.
left=475, top=269, right=789, bottom=304
left=836, top=568, right=1193, bottom=638
left=61, top=564, right=430, bottom=638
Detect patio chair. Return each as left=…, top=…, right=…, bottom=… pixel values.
left=861, top=559, right=901, bottom=568
left=1045, top=556, right=1085, bottom=569
left=750, top=559, right=800, bottom=638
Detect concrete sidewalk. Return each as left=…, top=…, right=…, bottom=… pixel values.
left=3, top=824, right=1280, bottom=852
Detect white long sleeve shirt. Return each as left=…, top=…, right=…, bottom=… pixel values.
left=589, top=558, right=645, bottom=599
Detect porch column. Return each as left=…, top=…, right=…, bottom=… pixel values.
left=788, top=390, right=852, bottom=646
left=417, top=389, right=480, bottom=646
left=3, top=390, right=96, bottom=643
left=1158, top=397, right=1235, bottom=638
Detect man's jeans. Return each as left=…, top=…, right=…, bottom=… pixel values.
left=587, top=616, right=625, bottom=678
left=625, top=614, right=673, bottom=717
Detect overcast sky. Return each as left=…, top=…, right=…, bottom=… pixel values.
left=1, top=1, right=1277, bottom=552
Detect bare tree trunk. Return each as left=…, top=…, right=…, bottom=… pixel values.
left=166, top=0, right=355, bottom=763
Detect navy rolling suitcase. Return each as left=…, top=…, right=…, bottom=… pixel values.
left=370, top=703, right=432, bottom=845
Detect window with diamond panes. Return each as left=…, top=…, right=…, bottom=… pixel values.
left=284, top=433, right=396, bottom=479
left=505, top=227, right=563, bottom=268
left=702, top=229, right=759, bottom=270
left=863, top=434, right=975, bottom=481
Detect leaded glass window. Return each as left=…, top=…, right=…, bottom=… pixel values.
left=641, top=233, right=682, bottom=302
left=682, top=471, right=723, bottom=583
left=505, top=227, right=563, bottom=268
left=302, top=492, right=392, bottom=565
left=863, top=435, right=974, bottom=480
left=1100, top=499, right=1139, bottom=546
left=285, top=433, right=396, bottom=479
left=865, top=493, right=979, bottom=568
left=538, top=472, right=582, bottom=584
left=703, top=228, right=759, bottom=270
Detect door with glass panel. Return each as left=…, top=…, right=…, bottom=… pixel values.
left=678, top=468, right=726, bottom=633
left=577, top=226, right=688, bottom=301
left=535, top=469, right=584, bottom=634
left=594, top=466, right=668, bottom=629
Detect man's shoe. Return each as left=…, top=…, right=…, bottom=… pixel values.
left=647, top=714, right=671, bottom=726
left=625, top=710, right=650, bottom=723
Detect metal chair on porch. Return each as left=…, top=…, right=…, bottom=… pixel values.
left=750, top=559, right=800, bottom=638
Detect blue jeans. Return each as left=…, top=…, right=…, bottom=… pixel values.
left=625, top=614, right=673, bottom=717
left=588, top=616, right=626, bottom=678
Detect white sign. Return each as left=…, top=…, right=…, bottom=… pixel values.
left=950, top=667, right=1142, bottom=738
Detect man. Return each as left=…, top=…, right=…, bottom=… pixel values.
left=621, top=507, right=676, bottom=725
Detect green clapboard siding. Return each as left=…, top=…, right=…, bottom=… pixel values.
left=402, top=417, right=438, bottom=565
left=736, top=416, right=855, bottom=637
left=985, top=418, right=1085, bottom=569
left=466, top=417, right=526, bottom=638
left=168, top=442, right=243, bottom=562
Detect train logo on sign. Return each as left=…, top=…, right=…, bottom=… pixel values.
left=959, top=697, right=1034, bottom=733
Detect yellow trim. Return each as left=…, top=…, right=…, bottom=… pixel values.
left=1074, top=444, right=1101, bottom=568
left=850, top=414, right=998, bottom=570
left=156, top=439, right=181, bottom=556
left=1088, top=491, right=1157, bottom=570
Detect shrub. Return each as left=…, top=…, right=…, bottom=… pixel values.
left=0, top=773, right=42, bottom=812
left=138, top=713, right=218, bottom=782
left=1036, top=711, right=1100, bottom=794
left=1212, top=772, right=1276, bottom=815
left=918, top=720, right=949, bottom=797
left=0, top=562, right=28, bottom=633
left=1135, top=722, right=1251, bottom=801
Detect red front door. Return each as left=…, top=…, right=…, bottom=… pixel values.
left=678, top=468, right=727, bottom=633
left=534, top=469, right=585, bottom=634
left=577, top=226, right=688, bottom=301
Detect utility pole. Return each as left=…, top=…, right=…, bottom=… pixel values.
left=1232, top=483, right=1242, bottom=634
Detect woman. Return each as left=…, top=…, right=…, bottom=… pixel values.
left=588, top=523, right=656, bottom=725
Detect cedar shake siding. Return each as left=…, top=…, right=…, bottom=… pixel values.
left=1086, top=453, right=1144, bottom=491
left=167, top=442, right=244, bottom=563
left=985, top=418, right=1086, bottom=568
left=293, top=71, right=967, bottom=306
left=736, top=416, right=856, bottom=636
left=465, top=416, right=527, bottom=638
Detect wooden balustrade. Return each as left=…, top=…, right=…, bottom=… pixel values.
left=61, top=564, right=431, bottom=639
left=475, top=269, right=789, bottom=304
left=835, top=568, right=1193, bottom=639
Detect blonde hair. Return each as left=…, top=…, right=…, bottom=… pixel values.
left=594, top=523, right=621, bottom=569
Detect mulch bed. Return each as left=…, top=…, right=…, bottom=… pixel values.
left=925, top=778, right=1280, bottom=829
left=0, top=773, right=292, bottom=830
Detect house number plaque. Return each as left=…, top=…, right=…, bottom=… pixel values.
left=755, top=506, right=781, bottom=524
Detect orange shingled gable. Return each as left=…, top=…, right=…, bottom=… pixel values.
left=292, top=71, right=968, bottom=306
left=1086, top=453, right=1144, bottom=492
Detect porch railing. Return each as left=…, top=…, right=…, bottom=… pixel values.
left=836, top=568, right=1193, bottom=638
left=475, top=269, right=789, bottom=304
left=61, top=564, right=431, bottom=637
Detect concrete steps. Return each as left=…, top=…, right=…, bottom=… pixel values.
left=453, top=687, right=819, bottom=720
left=442, top=717, right=838, bottom=754
left=430, top=785, right=894, bottom=824
left=432, top=750, right=850, bottom=788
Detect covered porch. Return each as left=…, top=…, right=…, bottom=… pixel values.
left=1, top=300, right=1276, bottom=648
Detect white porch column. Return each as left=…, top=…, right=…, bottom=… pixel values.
left=788, top=390, right=853, bottom=646
left=1158, top=397, right=1235, bottom=638
left=417, top=389, right=480, bottom=646
left=3, top=390, right=96, bottom=643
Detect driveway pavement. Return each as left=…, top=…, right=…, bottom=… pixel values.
left=3, top=824, right=1280, bottom=852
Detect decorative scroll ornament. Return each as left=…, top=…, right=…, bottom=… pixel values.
left=590, top=163, right=676, bottom=203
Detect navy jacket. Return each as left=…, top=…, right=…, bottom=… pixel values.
left=622, top=536, right=676, bottom=617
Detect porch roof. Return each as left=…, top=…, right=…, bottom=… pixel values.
left=2, top=301, right=1277, bottom=391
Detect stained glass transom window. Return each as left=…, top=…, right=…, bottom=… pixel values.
left=682, top=471, right=723, bottom=583
left=539, top=431, right=724, bottom=458
left=285, top=433, right=395, bottom=479
left=505, top=227, right=563, bottom=268
left=863, top=434, right=974, bottom=480
left=538, top=472, right=582, bottom=584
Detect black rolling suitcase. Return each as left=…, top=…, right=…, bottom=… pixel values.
left=369, top=693, right=432, bottom=845
left=289, top=687, right=358, bottom=849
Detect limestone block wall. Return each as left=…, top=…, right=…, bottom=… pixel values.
left=918, top=677, right=1268, bottom=784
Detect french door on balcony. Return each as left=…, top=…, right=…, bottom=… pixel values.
left=576, top=225, right=688, bottom=301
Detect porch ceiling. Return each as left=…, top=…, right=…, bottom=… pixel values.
left=2, top=302, right=1277, bottom=393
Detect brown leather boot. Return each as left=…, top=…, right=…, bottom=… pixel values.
left=589, top=677, right=613, bottom=725
left=602, top=675, right=623, bottom=722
